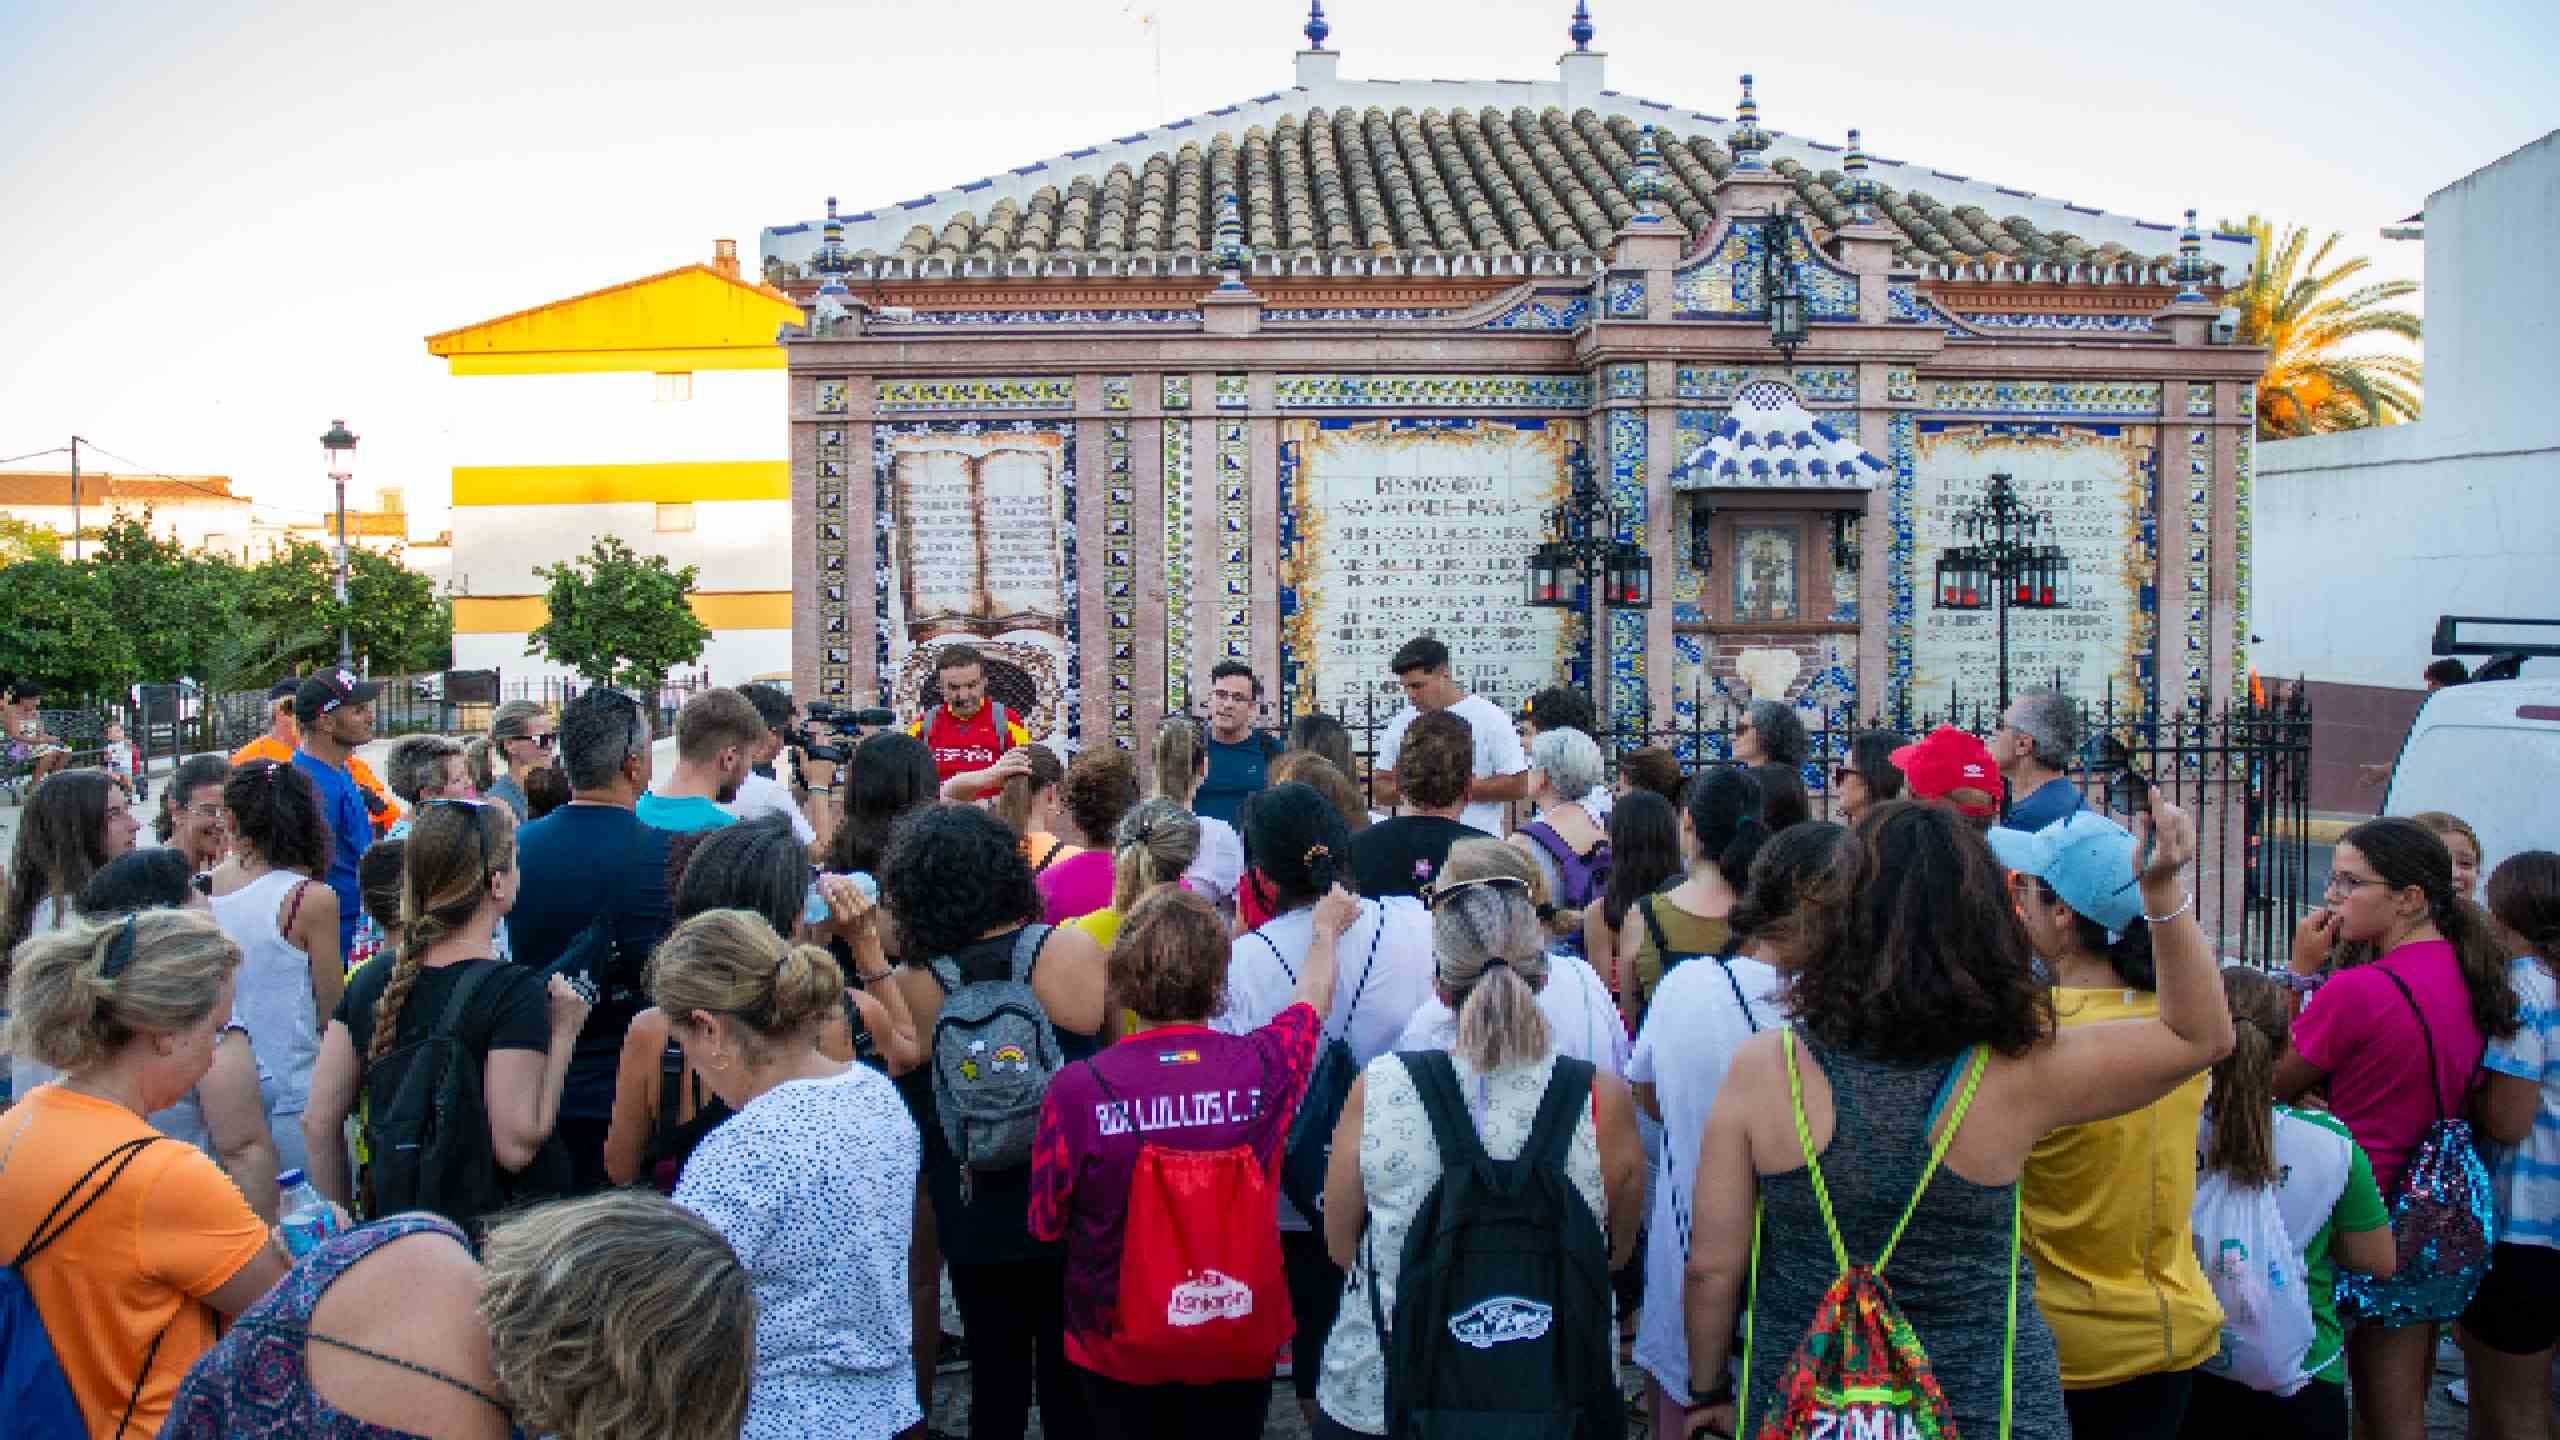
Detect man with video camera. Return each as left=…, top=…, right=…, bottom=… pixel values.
left=726, top=683, right=841, bottom=859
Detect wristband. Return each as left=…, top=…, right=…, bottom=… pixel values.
left=2141, top=889, right=2194, bottom=925
left=855, top=970, right=895, bottom=986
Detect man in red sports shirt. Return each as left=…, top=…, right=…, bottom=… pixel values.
left=909, top=643, right=1031, bottom=788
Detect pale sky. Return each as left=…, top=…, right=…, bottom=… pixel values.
left=2, top=0, right=2551, bottom=539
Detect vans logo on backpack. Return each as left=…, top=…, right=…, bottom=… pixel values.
left=1165, top=1269, right=1255, bottom=1327
left=1446, top=1296, right=1553, bottom=1350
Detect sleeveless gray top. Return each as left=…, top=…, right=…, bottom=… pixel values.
left=1740, top=1036, right=2067, bottom=1438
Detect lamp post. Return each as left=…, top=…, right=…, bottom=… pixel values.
left=321, top=419, right=358, bottom=669
left=1931, top=472, right=2071, bottom=712
left=1525, top=441, right=1650, bottom=694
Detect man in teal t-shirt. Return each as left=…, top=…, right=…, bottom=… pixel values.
left=637, top=689, right=760, bottom=834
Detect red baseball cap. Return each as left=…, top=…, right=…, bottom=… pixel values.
left=1890, top=725, right=2000, bottom=818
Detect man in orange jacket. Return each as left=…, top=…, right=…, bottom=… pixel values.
left=232, top=678, right=398, bottom=836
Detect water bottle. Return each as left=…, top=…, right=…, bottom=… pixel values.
left=277, top=1169, right=342, bottom=1258
left=801, top=871, right=881, bottom=926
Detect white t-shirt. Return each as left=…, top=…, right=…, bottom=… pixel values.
left=2485, top=955, right=2560, bottom=1249
left=724, top=770, right=817, bottom=847
left=1626, top=951, right=1784, bottom=1402
left=1392, top=949, right=1630, bottom=1078
left=1378, top=693, right=1529, bottom=836
left=1184, top=813, right=1246, bottom=909
left=1215, top=897, right=1438, bottom=1230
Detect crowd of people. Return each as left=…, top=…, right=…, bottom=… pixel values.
left=0, top=636, right=2553, bottom=1440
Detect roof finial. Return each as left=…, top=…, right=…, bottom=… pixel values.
left=1839, top=128, right=1878, bottom=225
left=2171, top=208, right=2211, bottom=302
left=815, top=196, right=849, bottom=275
left=1303, top=0, right=1329, bottom=51
left=1728, top=74, right=1770, bottom=170
left=1628, top=123, right=1663, bottom=217
left=1568, top=0, right=1594, bottom=52
left=1213, top=188, right=1249, bottom=287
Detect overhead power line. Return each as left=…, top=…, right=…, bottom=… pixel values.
left=65, top=440, right=335, bottom=520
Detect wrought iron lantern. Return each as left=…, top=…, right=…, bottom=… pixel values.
left=1932, top=472, right=2068, bottom=708
left=1524, top=445, right=1650, bottom=685
left=1607, top=538, right=1651, bottom=607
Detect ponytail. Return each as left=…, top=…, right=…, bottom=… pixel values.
left=2204, top=967, right=2287, bottom=1187
left=372, top=800, right=515, bottom=1067
left=1433, top=882, right=1551, bottom=1071
left=2343, top=816, right=2519, bottom=1043
left=1109, top=797, right=1201, bottom=912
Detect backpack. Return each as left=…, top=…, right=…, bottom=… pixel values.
left=2336, top=968, right=2495, bottom=1328
left=1739, top=1029, right=2020, bottom=1440
left=1518, top=821, right=1612, bottom=912
left=364, top=959, right=513, bottom=1228
left=1253, top=907, right=1385, bottom=1221
left=2190, top=1163, right=2318, bottom=1395
left=3, top=1136, right=165, bottom=1440
left=1368, top=1050, right=1617, bottom=1439
left=928, top=924, right=1065, bottom=1175
left=1076, top=1061, right=1293, bottom=1385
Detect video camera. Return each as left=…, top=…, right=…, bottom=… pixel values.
left=787, top=701, right=853, bottom=767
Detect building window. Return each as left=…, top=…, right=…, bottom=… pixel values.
left=656, top=502, right=695, bottom=533
left=655, top=372, right=694, bottom=402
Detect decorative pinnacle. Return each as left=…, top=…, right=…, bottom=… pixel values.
left=1728, top=74, right=1770, bottom=170
left=1213, top=188, right=1249, bottom=284
left=1568, top=0, right=1594, bottom=52
left=815, top=195, right=849, bottom=274
left=1303, top=0, right=1328, bottom=51
left=1839, top=128, right=1879, bottom=224
left=2170, top=207, right=2211, bottom=302
left=1628, top=123, right=1664, bottom=216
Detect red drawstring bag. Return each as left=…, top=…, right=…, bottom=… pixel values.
left=1089, top=1142, right=1294, bottom=1384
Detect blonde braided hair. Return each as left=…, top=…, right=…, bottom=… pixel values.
left=368, top=801, right=515, bottom=1066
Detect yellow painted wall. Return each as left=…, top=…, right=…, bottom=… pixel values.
left=426, top=266, right=802, bottom=376
left=453, top=591, right=792, bottom=634
left=451, top=460, right=788, bottom=507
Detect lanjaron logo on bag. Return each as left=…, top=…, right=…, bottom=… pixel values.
left=1166, top=1269, right=1255, bottom=1327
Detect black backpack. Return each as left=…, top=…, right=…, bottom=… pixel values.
left=1368, top=1050, right=1617, bottom=1439
left=364, top=960, right=517, bottom=1230
left=1253, top=907, right=1383, bottom=1221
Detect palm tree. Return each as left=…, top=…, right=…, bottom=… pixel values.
left=2219, top=216, right=2422, bottom=438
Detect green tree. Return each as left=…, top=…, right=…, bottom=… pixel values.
left=527, top=536, right=710, bottom=690
left=241, top=540, right=452, bottom=675
left=89, top=514, right=249, bottom=685
left=2220, top=216, right=2422, bottom=438
left=0, top=516, right=58, bottom=568
left=0, top=554, right=138, bottom=701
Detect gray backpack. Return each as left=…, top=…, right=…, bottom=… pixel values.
left=927, top=924, right=1063, bottom=1174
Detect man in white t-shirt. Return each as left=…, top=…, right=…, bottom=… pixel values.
left=1370, top=635, right=1530, bottom=835
left=721, top=684, right=835, bottom=854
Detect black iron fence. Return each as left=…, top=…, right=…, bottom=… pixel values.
left=1212, top=682, right=2315, bottom=969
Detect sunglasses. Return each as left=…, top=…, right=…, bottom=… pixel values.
left=1423, top=873, right=1530, bottom=911
left=510, top=732, right=557, bottom=749
left=422, top=797, right=496, bottom=877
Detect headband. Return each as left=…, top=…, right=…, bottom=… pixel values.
left=101, top=913, right=140, bottom=980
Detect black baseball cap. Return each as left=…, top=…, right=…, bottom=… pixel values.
left=268, top=677, right=302, bottom=701
left=293, top=668, right=381, bottom=724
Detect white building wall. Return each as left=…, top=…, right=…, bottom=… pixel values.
left=450, top=369, right=787, bottom=468
left=450, top=500, right=790, bottom=598
left=457, top=629, right=793, bottom=687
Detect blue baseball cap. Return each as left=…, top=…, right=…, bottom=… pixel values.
left=1988, top=810, right=2145, bottom=933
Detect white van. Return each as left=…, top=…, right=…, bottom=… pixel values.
left=2383, top=675, right=2560, bottom=878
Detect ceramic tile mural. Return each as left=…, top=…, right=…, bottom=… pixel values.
left=1677, top=367, right=1751, bottom=402
left=2233, top=384, right=2255, bottom=705
left=1162, top=375, right=1192, bottom=410
left=1955, top=312, right=2158, bottom=334
left=1163, top=418, right=1194, bottom=714
left=1606, top=363, right=1645, bottom=400
left=1793, top=369, right=1857, bottom=404
left=1887, top=283, right=1926, bottom=324
left=1678, top=367, right=1855, bottom=403
left=816, top=379, right=849, bottom=416
left=869, top=309, right=1200, bottom=327
left=1215, top=374, right=1248, bottom=410
left=1887, top=368, right=1918, bottom=403
left=1272, top=374, right=1594, bottom=410
left=1608, top=408, right=1648, bottom=731
left=1605, top=276, right=1646, bottom=317
left=1217, top=419, right=1251, bottom=664
left=1886, top=411, right=1918, bottom=705
left=814, top=425, right=852, bottom=700
left=2184, top=423, right=2213, bottom=712
left=875, top=377, right=1075, bottom=413
left=1102, top=376, right=1133, bottom=413
left=1268, top=306, right=1457, bottom=323
left=870, top=420, right=1079, bottom=742
left=2187, top=383, right=2215, bottom=418
left=1477, top=290, right=1593, bottom=331
left=1672, top=220, right=1860, bottom=319
left=1103, top=420, right=1136, bottom=744
left=1923, top=381, right=2164, bottom=418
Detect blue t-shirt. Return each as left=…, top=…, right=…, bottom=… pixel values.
left=507, top=803, right=675, bottom=1118
left=636, top=792, right=737, bottom=834
left=1197, top=732, right=1282, bottom=826
left=2002, top=775, right=2085, bottom=834
left=291, top=749, right=371, bottom=956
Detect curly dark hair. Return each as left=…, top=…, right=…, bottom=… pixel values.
left=1058, top=745, right=1140, bottom=847
left=1518, top=686, right=1596, bottom=736
left=828, top=730, right=940, bottom=874
left=223, top=758, right=333, bottom=877
left=1110, top=887, right=1229, bottom=1023
left=1239, top=781, right=1351, bottom=910
left=882, top=804, right=1043, bottom=960
left=1743, top=700, right=1810, bottom=767
left=1395, top=709, right=1474, bottom=809
left=77, top=848, right=197, bottom=917
left=1775, top=800, right=2054, bottom=1064
left=674, top=814, right=805, bottom=936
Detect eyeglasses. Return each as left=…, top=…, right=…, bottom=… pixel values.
left=1210, top=689, right=1256, bottom=704
left=1831, top=767, right=1851, bottom=786
left=1424, top=873, right=1530, bottom=911
left=179, top=803, right=225, bottom=821
left=2324, top=871, right=2396, bottom=899
left=423, top=797, right=495, bottom=878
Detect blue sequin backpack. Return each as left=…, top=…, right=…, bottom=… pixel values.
left=2336, top=968, right=2495, bottom=1328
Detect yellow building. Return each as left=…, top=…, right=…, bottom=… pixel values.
left=425, top=241, right=805, bottom=683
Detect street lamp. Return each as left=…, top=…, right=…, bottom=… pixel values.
left=1931, top=472, right=2070, bottom=711
left=321, top=419, right=358, bottom=669
left=1525, top=442, right=1651, bottom=690
left=1739, top=209, right=1811, bottom=363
